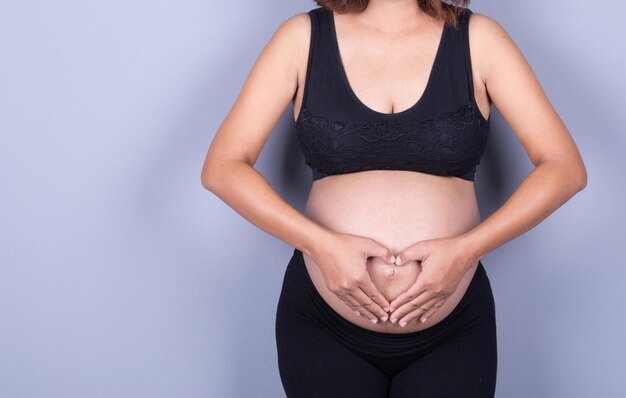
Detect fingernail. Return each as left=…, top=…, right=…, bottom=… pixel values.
left=421, top=317, right=427, bottom=323
left=389, top=307, right=396, bottom=312
left=400, top=321, right=407, bottom=327
left=371, top=318, right=378, bottom=324
left=390, top=255, right=395, bottom=263
left=354, top=311, right=360, bottom=316
left=380, top=315, right=388, bottom=322
left=390, top=317, right=397, bottom=323
left=384, top=306, right=390, bottom=312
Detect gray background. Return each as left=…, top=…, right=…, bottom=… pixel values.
left=1, top=0, right=624, bottom=397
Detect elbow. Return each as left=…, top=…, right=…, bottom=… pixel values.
left=201, top=171, right=214, bottom=191
left=572, top=162, right=588, bottom=192
left=201, top=151, right=233, bottom=192
left=201, top=157, right=246, bottom=192
left=201, top=167, right=222, bottom=192
left=575, top=169, right=588, bottom=191
left=201, top=159, right=221, bottom=192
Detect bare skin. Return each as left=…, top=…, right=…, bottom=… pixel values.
left=201, top=1, right=587, bottom=333
left=302, top=171, right=483, bottom=333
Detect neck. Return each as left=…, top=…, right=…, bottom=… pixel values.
left=355, top=0, right=428, bottom=33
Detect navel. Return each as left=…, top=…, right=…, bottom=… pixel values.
left=385, top=266, right=397, bottom=278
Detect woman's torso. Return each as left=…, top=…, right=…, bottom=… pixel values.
left=292, top=6, right=491, bottom=334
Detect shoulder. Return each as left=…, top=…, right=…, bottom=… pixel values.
left=464, top=11, right=522, bottom=76
left=466, top=10, right=511, bottom=46
left=465, top=10, right=519, bottom=56
left=256, top=11, right=312, bottom=70
left=447, top=7, right=510, bottom=48
left=271, top=11, right=312, bottom=48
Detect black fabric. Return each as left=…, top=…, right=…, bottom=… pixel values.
left=275, top=248, right=498, bottom=397
left=293, top=6, right=490, bottom=181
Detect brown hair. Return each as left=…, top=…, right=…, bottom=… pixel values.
left=314, top=0, right=470, bottom=30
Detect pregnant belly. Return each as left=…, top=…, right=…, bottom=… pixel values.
left=367, top=258, right=423, bottom=304
left=301, top=170, right=482, bottom=334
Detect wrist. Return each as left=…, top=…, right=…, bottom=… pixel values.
left=300, top=223, right=336, bottom=259
left=457, top=230, right=487, bottom=265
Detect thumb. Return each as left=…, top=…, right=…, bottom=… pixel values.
left=395, top=241, right=428, bottom=266
left=364, top=240, right=396, bottom=265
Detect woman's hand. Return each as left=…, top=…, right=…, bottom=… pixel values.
left=388, top=236, right=477, bottom=327
left=312, top=231, right=397, bottom=324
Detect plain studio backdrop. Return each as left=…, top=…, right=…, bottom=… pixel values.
left=1, top=0, right=624, bottom=397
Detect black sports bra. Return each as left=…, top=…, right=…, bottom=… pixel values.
left=293, top=6, right=491, bottom=182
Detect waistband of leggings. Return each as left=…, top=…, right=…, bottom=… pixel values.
left=289, top=247, right=489, bottom=346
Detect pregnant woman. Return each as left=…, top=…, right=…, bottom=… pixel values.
left=201, top=1, right=587, bottom=397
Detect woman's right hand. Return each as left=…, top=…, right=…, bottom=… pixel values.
left=311, top=231, right=396, bottom=323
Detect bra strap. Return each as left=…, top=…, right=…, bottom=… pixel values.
left=300, top=9, right=319, bottom=112
left=461, top=8, right=476, bottom=105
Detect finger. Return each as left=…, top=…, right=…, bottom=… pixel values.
left=351, top=287, right=388, bottom=322
left=395, top=242, right=428, bottom=266
left=389, top=289, right=432, bottom=323
left=364, top=241, right=395, bottom=265
left=389, top=278, right=429, bottom=313
left=357, top=275, right=392, bottom=316
left=336, top=291, right=378, bottom=320
left=396, top=297, right=442, bottom=327
left=346, top=291, right=382, bottom=323
left=419, top=298, right=448, bottom=323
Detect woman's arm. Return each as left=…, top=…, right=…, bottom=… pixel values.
left=201, top=13, right=395, bottom=322
left=459, top=12, right=588, bottom=261
left=201, top=13, right=330, bottom=257
left=388, top=12, right=587, bottom=326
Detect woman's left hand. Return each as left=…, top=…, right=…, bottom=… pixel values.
left=388, top=236, right=477, bottom=327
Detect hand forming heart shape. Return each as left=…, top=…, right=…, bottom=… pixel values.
left=368, top=235, right=478, bottom=327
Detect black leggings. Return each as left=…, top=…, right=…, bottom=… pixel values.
left=275, top=248, right=498, bottom=398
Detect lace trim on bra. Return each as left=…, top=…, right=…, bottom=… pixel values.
left=294, top=102, right=490, bottom=180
